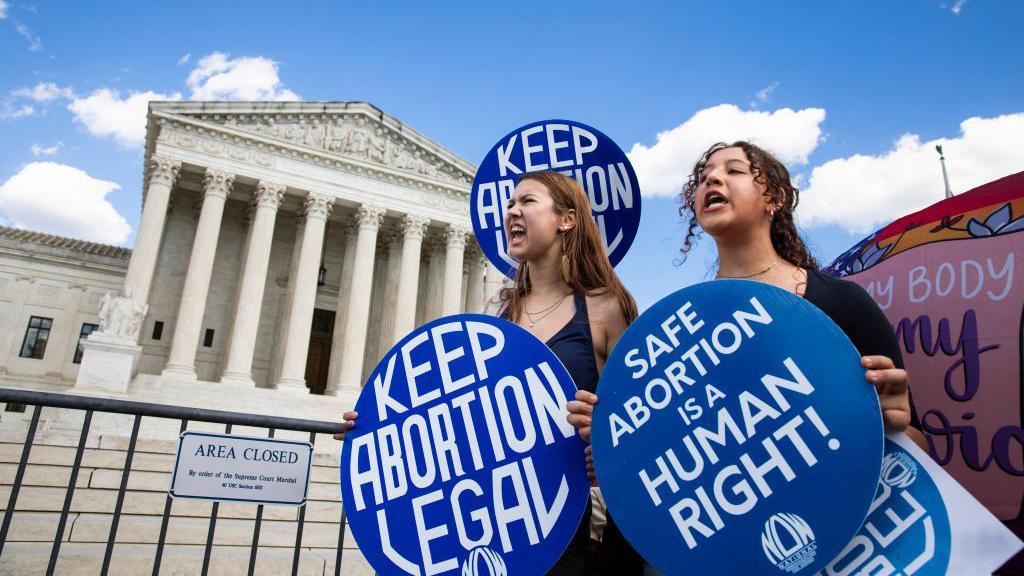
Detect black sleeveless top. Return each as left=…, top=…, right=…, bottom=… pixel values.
left=501, top=292, right=600, bottom=393
left=544, top=292, right=600, bottom=394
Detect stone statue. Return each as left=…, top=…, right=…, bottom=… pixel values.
left=96, top=290, right=149, bottom=342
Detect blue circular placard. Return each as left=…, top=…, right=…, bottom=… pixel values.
left=591, top=280, right=883, bottom=575
left=341, top=314, right=590, bottom=576
left=819, top=438, right=951, bottom=575
left=470, top=119, right=642, bottom=278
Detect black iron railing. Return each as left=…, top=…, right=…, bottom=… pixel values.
left=0, top=387, right=348, bottom=576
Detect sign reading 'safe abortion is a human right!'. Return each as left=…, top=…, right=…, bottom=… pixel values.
left=592, top=281, right=884, bottom=575
left=341, top=314, right=590, bottom=576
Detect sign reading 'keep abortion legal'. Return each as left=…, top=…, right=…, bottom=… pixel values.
left=340, top=314, right=590, bottom=576
left=471, top=119, right=642, bottom=277
left=591, top=281, right=884, bottom=575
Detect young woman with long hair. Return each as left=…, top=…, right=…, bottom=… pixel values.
left=566, top=140, right=922, bottom=572
left=338, top=170, right=644, bottom=574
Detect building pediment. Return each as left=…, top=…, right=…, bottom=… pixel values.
left=147, top=102, right=475, bottom=189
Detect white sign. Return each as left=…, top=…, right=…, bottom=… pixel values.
left=170, top=431, right=313, bottom=506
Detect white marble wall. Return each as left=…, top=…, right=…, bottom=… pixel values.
left=0, top=248, right=125, bottom=386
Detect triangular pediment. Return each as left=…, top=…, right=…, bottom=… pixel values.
left=148, top=101, right=475, bottom=188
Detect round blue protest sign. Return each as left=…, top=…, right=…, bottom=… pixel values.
left=821, top=438, right=951, bottom=575
left=341, top=314, right=590, bottom=576
left=471, top=119, right=642, bottom=278
left=591, top=280, right=884, bottom=575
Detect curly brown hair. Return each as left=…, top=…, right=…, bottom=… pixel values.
left=678, top=141, right=818, bottom=270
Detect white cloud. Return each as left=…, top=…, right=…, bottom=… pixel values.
left=800, top=112, right=1024, bottom=233
left=950, top=0, right=967, bottom=14
left=68, top=88, right=182, bottom=148
left=0, top=102, right=35, bottom=119
left=0, top=1, right=8, bottom=20
left=628, top=104, right=827, bottom=197
left=751, top=82, right=779, bottom=109
left=177, top=52, right=191, bottom=66
left=0, top=82, right=72, bottom=119
left=13, top=20, right=42, bottom=52
left=30, top=142, right=62, bottom=156
left=0, top=162, right=131, bottom=244
left=12, top=82, right=72, bottom=102
left=187, top=52, right=299, bottom=101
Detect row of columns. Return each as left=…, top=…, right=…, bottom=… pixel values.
left=130, top=155, right=484, bottom=395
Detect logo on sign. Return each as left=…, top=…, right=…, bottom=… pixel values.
left=470, top=119, right=641, bottom=277
left=820, top=439, right=952, bottom=575
left=460, top=547, right=507, bottom=576
left=881, top=451, right=918, bottom=489
left=761, top=513, right=817, bottom=573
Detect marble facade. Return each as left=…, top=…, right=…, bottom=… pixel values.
left=1, top=101, right=508, bottom=406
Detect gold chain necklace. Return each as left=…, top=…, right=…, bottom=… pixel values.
left=715, top=261, right=778, bottom=279
left=524, top=292, right=571, bottom=328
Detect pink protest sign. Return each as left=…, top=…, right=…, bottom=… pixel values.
left=824, top=171, right=1024, bottom=520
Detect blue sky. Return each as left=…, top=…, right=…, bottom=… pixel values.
left=1, top=0, right=1022, bottom=309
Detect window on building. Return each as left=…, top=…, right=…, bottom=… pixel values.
left=152, top=321, right=164, bottom=341
left=4, top=404, right=27, bottom=413
left=203, top=329, right=215, bottom=347
left=73, top=322, right=99, bottom=364
left=19, top=316, right=53, bottom=359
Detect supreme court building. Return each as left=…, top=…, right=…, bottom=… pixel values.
left=0, top=101, right=504, bottom=417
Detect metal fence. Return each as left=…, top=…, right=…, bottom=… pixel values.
left=0, top=386, right=348, bottom=576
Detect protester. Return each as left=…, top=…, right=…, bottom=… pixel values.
left=567, top=140, right=924, bottom=489
left=337, top=170, right=645, bottom=574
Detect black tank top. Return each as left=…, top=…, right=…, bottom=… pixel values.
left=545, top=292, right=600, bottom=393
left=503, top=292, right=600, bottom=393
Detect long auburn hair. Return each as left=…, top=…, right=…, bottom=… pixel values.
left=678, top=141, right=818, bottom=270
left=499, top=171, right=638, bottom=324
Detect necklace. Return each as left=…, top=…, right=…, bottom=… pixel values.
left=715, top=261, right=777, bottom=279
left=523, top=292, right=571, bottom=328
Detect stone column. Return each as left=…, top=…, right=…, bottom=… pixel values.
left=162, top=169, right=234, bottom=379
left=271, top=213, right=307, bottom=383
left=392, top=214, right=429, bottom=343
left=276, top=192, right=335, bottom=391
left=466, top=251, right=486, bottom=314
left=441, top=224, right=469, bottom=316
left=220, top=181, right=285, bottom=386
left=123, top=156, right=180, bottom=310
left=334, top=204, right=386, bottom=394
left=425, top=236, right=445, bottom=321
left=484, top=261, right=506, bottom=315
left=375, top=227, right=403, bottom=356
left=325, top=223, right=357, bottom=395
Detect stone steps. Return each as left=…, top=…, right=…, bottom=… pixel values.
left=0, top=541, right=373, bottom=576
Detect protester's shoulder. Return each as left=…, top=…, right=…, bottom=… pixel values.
left=585, top=290, right=626, bottom=325
left=807, top=268, right=877, bottom=313
left=806, top=268, right=888, bottom=336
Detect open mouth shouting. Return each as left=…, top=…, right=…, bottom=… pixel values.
left=703, top=190, right=729, bottom=214
left=508, top=223, right=526, bottom=245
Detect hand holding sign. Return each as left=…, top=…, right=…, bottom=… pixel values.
left=341, top=314, right=590, bottom=576
left=591, top=281, right=884, bottom=575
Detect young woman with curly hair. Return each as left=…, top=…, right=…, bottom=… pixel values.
left=567, top=140, right=923, bottom=572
